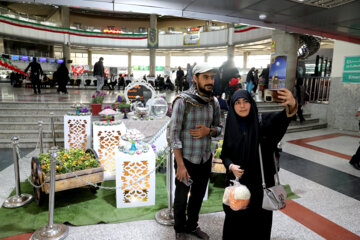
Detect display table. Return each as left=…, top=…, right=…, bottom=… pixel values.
left=64, top=113, right=92, bottom=150
left=115, top=140, right=156, bottom=208
left=93, top=121, right=127, bottom=180
left=121, top=116, right=170, bottom=142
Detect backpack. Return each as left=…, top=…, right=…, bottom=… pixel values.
left=166, top=95, right=216, bottom=147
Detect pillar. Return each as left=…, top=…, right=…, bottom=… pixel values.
left=0, top=37, right=5, bottom=54
left=150, top=48, right=156, bottom=76
left=149, top=14, right=157, bottom=76
left=88, top=49, right=92, bottom=70
left=165, top=52, right=171, bottom=69
left=204, top=53, right=209, bottom=63
left=243, top=52, right=249, bottom=69
left=49, top=46, right=55, bottom=58
left=271, top=29, right=299, bottom=90
left=227, top=23, right=235, bottom=60
left=61, top=6, right=71, bottom=70
left=204, top=21, right=212, bottom=32
left=128, top=51, right=132, bottom=76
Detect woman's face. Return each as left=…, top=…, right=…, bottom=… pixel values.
left=234, top=98, right=251, bottom=117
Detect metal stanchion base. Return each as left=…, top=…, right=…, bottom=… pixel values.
left=2, top=193, right=33, bottom=208
left=31, top=223, right=69, bottom=240
left=155, top=208, right=175, bottom=226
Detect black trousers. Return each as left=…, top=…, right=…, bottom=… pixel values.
left=174, top=156, right=211, bottom=233
left=57, top=83, right=68, bottom=93
left=31, top=76, right=41, bottom=93
left=350, top=145, right=360, bottom=165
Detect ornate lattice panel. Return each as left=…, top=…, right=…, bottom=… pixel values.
left=116, top=145, right=156, bottom=208
left=64, top=115, right=91, bottom=151
left=93, top=123, right=126, bottom=180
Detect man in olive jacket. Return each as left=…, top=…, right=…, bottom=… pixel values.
left=94, top=57, right=105, bottom=92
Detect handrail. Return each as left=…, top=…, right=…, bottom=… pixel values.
left=304, top=76, right=331, bottom=104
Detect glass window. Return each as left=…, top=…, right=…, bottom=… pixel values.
left=247, top=55, right=270, bottom=69
left=156, top=56, right=165, bottom=67
left=93, top=54, right=128, bottom=67
left=171, top=56, right=204, bottom=68
left=208, top=56, right=227, bottom=68
left=234, top=56, right=244, bottom=68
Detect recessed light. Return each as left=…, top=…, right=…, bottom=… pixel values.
left=259, top=14, right=267, bottom=20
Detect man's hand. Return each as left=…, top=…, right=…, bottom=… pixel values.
left=189, top=124, right=210, bottom=139
left=277, top=88, right=296, bottom=109
left=176, top=165, right=190, bottom=185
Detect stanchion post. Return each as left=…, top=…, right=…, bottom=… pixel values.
left=50, top=112, right=56, bottom=147
left=38, top=121, right=44, bottom=154
left=31, top=146, right=69, bottom=240
left=2, top=136, right=33, bottom=208
left=155, top=147, right=175, bottom=226
left=167, top=148, right=174, bottom=212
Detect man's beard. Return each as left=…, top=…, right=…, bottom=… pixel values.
left=197, top=83, right=213, bottom=97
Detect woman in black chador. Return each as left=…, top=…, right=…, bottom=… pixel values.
left=221, top=89, right=297, bottom=239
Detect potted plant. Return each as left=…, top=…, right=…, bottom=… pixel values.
left=91, top=91, right=107, bottom=116
left=156, top=148, right=167, bottom=173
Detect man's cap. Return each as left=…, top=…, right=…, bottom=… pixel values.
left=192, top=63, right=216, bottom=75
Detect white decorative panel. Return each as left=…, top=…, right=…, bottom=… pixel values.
left=115, top=144, right=156, bottom=208
left=93, top=122, right=127, bottom=180
left=64, top=114, right=92, bottom=151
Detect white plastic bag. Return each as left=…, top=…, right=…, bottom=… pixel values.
left=223, top=177, right=251, bottom=211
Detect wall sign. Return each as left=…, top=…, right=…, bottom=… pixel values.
left=183, top=32, right=200, bottom=45
left=343, top=56, right=360, bottom=83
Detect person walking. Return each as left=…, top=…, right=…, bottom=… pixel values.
left=186, top=63, right=195, bottom=89
left=176, top=66, right=185, bottom=93
left=292, top=78, right=306, bottom=123
left=246, top=67, right=256, bottom=96
left=93, top=57, right=105, bottom=92
left=24, top=57, right=43, bottom=94
left=55, top=62, right=69, bottom=94
left=349, top=107, right=360, bottom=170
left=220, top=88, right=297, bottom=240
left=169, top=63, right=222, bottom=240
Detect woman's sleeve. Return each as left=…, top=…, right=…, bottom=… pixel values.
left=260, top=110, right=290, bottom=145
left=220, top=139, right=233, bottom=170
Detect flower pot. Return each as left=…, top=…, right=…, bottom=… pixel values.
left=91, top=104, right=102, bottom=116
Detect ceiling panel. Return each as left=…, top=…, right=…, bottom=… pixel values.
left=246, top=0, right=298, bottom=13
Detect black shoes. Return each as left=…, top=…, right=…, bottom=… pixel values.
left=350, top=161, right=360, bottom=170
left=188, top=227, right=209, bottom=240
left=176, top=233, right=187, bottom=240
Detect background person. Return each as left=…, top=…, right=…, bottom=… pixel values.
left=24, top=57, right=43, bottom=94
left=220, top=88, right=297, bottom=240
left=55, top=62, right=69, bottom=94
left=93, top=57, right=105, bottom=92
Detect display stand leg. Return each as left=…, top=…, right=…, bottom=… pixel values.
left=39, top=121, right=44, bottom=154
left=155, top=148, right=175, bottom=226
left=50, top=112, right=56, bottom=147
left=3, top=136, right=33, bottom=208
left=31, top=146, right=69, bottom=240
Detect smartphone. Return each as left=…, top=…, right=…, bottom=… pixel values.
left=181, top=177, right=193, bottom=186
left=272, top=90, right=283, bottom=103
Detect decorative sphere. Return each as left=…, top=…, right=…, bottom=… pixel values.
left=147, top=97, right=168, bottom=118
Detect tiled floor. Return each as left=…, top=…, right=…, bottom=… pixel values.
left=0, top=84, right=360, bottom=239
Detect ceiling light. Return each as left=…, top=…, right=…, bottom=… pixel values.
left=259, top=14, right=267, bottom=20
